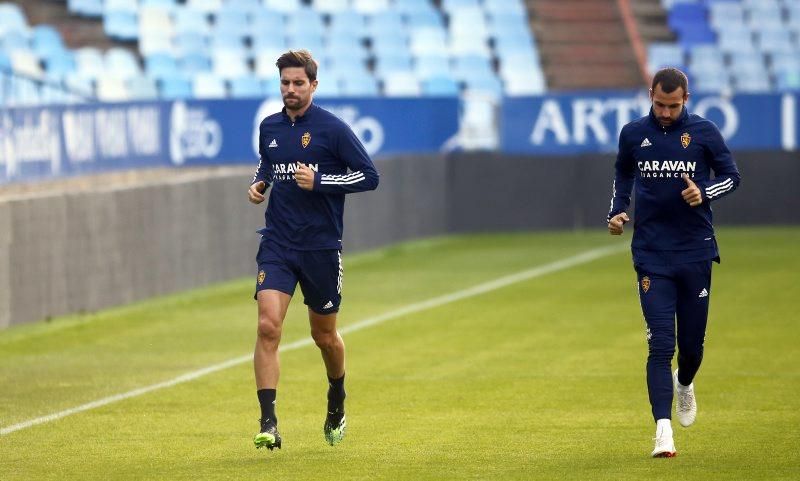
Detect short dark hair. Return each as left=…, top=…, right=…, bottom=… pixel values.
left=275, top=50, right=318, bottom=82
left=651, top=67, right=688, bottom=95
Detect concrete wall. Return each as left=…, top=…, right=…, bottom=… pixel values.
left=1, top=151, right=797, bottom=329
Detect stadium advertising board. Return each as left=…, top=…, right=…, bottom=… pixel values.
left=0, top=97, right=459, bottom=182
left=501, top=92, right=799, bottom=154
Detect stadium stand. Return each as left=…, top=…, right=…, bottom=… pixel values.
left=0, top=0, right=545, bottom=106
left=3, top=0, right=796, bottom=106
left=647, top=0, right=800, bottom=93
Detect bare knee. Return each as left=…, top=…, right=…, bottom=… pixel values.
left=257, top=314, right=282, bottom=347
left=311, top=327, right=339, bottom=352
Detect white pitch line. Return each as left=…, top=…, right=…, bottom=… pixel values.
left=0, top=242, right=627, bottom=436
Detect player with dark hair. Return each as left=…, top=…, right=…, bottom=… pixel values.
left=248, top=50, right=379, bottom=450
left=607, top=67, right=740, bottom=457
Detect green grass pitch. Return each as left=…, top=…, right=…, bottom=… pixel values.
left=1, top=228, right=798, bottom=480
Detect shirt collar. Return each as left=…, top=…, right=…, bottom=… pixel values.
left=282, top=103, right=317, bottom=123
left=649, top=105, right=689, bottom=132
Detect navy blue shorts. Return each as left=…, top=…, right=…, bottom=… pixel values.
left=254, top=237, right=342, bottom=315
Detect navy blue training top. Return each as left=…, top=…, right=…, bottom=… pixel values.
left=607, top=107, right=741, bottom=265
left=252, top=103, right=379, bottom=250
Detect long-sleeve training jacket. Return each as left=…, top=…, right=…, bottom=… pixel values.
left=607, top=107, right=741, bottom=264
left=252, top=103, right=379, bottom=250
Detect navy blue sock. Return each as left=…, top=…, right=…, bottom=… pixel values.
left=327, top=374, right=346, bottom=412
left=257, top=389, right=277, bottom=424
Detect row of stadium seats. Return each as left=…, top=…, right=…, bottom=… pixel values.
left=649, top=0, right=800, bottom=92
left=0, top=0, right=545, bottom=105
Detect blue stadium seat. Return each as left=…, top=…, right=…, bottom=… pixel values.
left=340, top=76, right=380, bottom=96
left=314, top=0, right=349, bottom=14
left=648, top=43, right=685, bottom=72
left=145, top=53, right=179, bottom=79
left=463, top=73, right=503, bottom=97
left=381, top=71, right=421, bottom=96
left=756, top=29, right=796, bottom=55
left=32, top=25, right=65, bottom=58
left=371, top=32, right=409, bottom=57
left=326, top=56, right=370, bottom=78
left=746, top=4, right=783, bottom=29
left=688, top=44, right=723, bottom=65
left=286, top=9, right=325, bottom=37
left=369, top=11, right=405, bottom=38
left=127, top=75, right=159, bottom=99
left=160, top=75, right=192, bottom=99
left=229, top=75, right=264, bottom=98
left=406, top=10, right=444, bottom=29
left=187, top=0, right=223, bottom=15
left=692, top=69, right=731, bottom=93
left=441, top=0, right=481, bottom=13
left=174, top=32, right=208, bottom=57
left=452, top=55, right=493, bottom=82
left=215, top=10, right=249, bottom=39
left=142, top=0, right=177, bottom=6
left=421, top=75, right=460, bottom=96
left=105, top=47, right=142, bottom=80
left=212, top=51, right=250, bottom=78
left=775, top=70, right=800, bottom=91
left=0, top=31, right=29, bottom=52
left=414, top=54, right=451, bottom=80
left=394, top=0, right=434, bottom=15
left=69, top=0, right=104, bottom=18
left=286, top=33, right=325, bottom=54
left=179, top=53, right=212, bottom=74
left=716, top=30, right=756, bottom=52
left=484, top=0, right=526, bottom=15
left=74, top=47, right=105, bottom=78
left=193, top=72, right=227, bottom=98
left=374, top=54, right=413, bottom=76
left=43, top=53, right=76, bottom=80
left=352, top=0, right=390, bottom=15
left=735, top=70, right=772, bottom=92
left=104, top=10, right=139, bottom=41
left=771, top=52, right=800, bottom=75
left=0, top=3, right=29, bottom=36
left=174, top=8, right=211, bottom=35
left=728, top=51, right=766, bottom=74
left=314, top=75, right=342, bottom=98
left=250, top=9, right=286, bottom=37
left=262, top=77, right=281, bottom=95
left=263, top=0, right=301, bottom=13
left=708, top=1, right=744, bottom=30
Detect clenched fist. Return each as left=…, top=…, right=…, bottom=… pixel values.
left=608, top=212, right=630, bottom=235
left=248, top=181, right=266, bottom=204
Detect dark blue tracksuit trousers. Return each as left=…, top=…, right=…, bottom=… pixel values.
left=635, top=260, right=712, bottom=421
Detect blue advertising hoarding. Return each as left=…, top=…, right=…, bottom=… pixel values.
left=0, top=97, right=460, bottom=182
left=500, top=91, right=799, bottom=154
left=1, top=92, right=798, bottom=183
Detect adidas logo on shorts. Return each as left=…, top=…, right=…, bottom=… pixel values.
left=322, top=300, right=334, bottom=309
left=698, top=288, right=708, bottom=298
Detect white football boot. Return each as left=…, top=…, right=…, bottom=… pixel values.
left=651, top=419, right=677, bottom=458
left=674, top=369, right=697, bottom=427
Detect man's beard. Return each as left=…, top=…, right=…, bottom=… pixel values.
left=283, top=96, right=305, bottom=111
